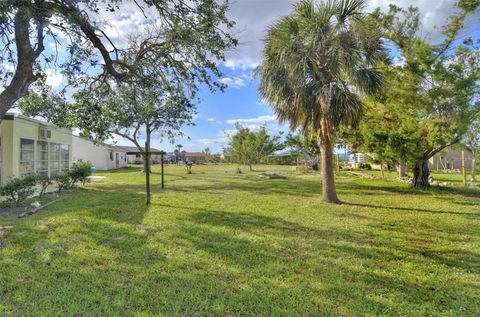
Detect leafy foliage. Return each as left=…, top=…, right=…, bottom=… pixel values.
left=53, top=173, right=72, bottom=193
left=70, top=160, right=93, bottom=185
left=36, top=174, right=53, bottom=198
left=0, top=0, right=237, bottom=119
left=230, top=124, right=283, bottom=171
left=285, top=131, right=320, bottom=169
left=345, top=3, right=480, bottom=187
left=0, top=174, right=37, bottom=207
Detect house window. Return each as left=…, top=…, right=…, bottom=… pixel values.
left=49, top=143, right=61, bottom=176
left=110, top=151, right=114, bottom=161
left=60, top=144, right=70, bottom=173
left=36, top=141, right=49, bottom=176
left=20, top=138, right=35, bottom=175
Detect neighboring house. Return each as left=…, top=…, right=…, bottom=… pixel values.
left=429, top=149, right=474, bottom=171
left=115, top=146, right=163, bottom=164
left=72, top=136, right=128, bottom=170
left=349, top=152, right=367, bottom=166
left=0, top=113, right=72, bottom=185
left=184, top=152, right=207, bottom=163
left=269, top=150, right=296, bottom=165
left=220, top=153, right=233, bottom=162
left=164, top=153, right=177, bottom=163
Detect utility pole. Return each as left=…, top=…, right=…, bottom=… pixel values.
left=462, top=149, right=467, bottom=187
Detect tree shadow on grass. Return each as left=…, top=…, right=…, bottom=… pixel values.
left=166, top=176, right=322, bottom=197
left=341, top=201, right=480, bottom=218
left=174, top=209, right=480, bottom=314
left=3, top=199, right=479, bottom=315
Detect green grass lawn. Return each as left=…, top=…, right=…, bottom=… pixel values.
left=0, top=164, right=479, bottom=316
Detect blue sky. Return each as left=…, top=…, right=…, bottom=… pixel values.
left=8, top=0, right=478, bottom=154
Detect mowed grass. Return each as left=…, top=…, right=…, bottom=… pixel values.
left=0, top=164, right=479, bottom=316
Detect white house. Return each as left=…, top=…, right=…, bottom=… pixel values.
left=72, top=136, right=128, bottom=170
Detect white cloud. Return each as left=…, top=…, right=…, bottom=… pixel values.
left=208, top=117, right=216, bottom=122
left=227, top=115, right=277, bottom=126
left=220, top=76, right=246, bottom=89
left=226, top=114, right=290, bottom=135
left=223, top=0, right=469, bottom=70
left=44, top=69, right=65, bottom=89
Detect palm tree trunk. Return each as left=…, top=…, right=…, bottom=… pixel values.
left=319, top=139, right=340, bottom=203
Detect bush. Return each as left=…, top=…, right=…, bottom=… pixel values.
left=358, top=163, right=372, bottom=170
left=0, top=174, right=37, bottom=207
left=36, top=174, right=53, bottom=197
left=53, top=173, right=72, bottom=193
left=70, top=160, right=92, bottom=185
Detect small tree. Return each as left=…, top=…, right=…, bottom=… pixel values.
left=285, top=132, right=320, bottom=170
left=230, top=124, right=283, bottom=171
left=36, top=174, right=53, bottom=198
left=70, top=160, right=92, bottom=185
left=0, top=174, right=37, bottom=207
left=53, top=174, right=71, bottom=193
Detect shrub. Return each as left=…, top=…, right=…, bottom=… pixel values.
left=70, top=160, right=92, bottom=185
left=53, top=173, right=72, bottom=193
left=36, top=174, right=53, bottom=197
left=358, top=163, right=372, bottom=170
left=0, top=174, right=37, bottom=207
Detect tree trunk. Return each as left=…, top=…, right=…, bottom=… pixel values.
left=397, top=161, right=407, bottom=178
left=319, top=139, right=340, bottom=203
left=0, top=12, right=44, bottom=121
left=145, top=129, right=151, bottom=204
left=412, top=159, right=430, bottom=187
left=380, top=163, right=385, bottom=179
left=472, top=155, right=476, bottom=182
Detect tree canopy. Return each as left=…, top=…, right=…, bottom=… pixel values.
left=344, top=3, right=480, bottom=187
left=230, top=124, right=283, bottom=171
left=0, top=0, right=237, bottom=119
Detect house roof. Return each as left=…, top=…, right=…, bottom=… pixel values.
left=5, top=112, right=72, bottom=134
left=184, top=152, right=207, bottom=157
left=73, top=135, right=127, bottom=152
left=114, top=145, right=162, bottom=154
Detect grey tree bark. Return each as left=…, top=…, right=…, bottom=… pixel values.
left=319, top=139, right=340, bottom=203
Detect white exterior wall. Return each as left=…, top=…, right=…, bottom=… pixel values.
left=72, top=137, right=128, bottom=170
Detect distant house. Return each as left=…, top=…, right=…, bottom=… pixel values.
left=114, top=146, right=164, bottom=164
left=429, top=149, right=474, bottom=171
left=349, top=153, right=367, bottom=166
left=72, top=136, right=128, bottom=170
left=0, top=113, right=72, bottom=185
left=269, top=150, right=296, bottom=165
left=184, top=152, right=207, bottom=163
left=220, top=153, right=233, bottom=162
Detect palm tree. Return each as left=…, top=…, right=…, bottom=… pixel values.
left=258, top=0, right=385, bottom=203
